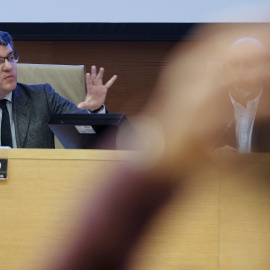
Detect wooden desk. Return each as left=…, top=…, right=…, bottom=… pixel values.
left=0, top=149, right=130, bottom=270
left=1, top=150, right=270, bottom=270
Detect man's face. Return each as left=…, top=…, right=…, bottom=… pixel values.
left=224, top=39, right=267, bottom=102
left=0, top=44, right=17, bottom=98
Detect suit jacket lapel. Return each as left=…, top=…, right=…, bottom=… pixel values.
left=218, top=91, right=236, bottom=148
left=252, top=89, right=270, bottom=152
left=13, top=84, right=32, bottom=148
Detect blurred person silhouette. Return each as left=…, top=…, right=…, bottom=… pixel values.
left=39, top=24, right=270, bottom=270
left=215, top=36, right=270, bottom=153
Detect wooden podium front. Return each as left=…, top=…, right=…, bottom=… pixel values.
left=0, top=149, right=130, bottom=270
left=1, top=150, right=270, bottom=270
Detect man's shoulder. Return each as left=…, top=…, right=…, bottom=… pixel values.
left=15, top=82, right=57, bottom=99
left=16, top=82, right=53, bottom=92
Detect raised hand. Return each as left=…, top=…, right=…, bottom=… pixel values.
left=77, top=65, right=117, bottom=111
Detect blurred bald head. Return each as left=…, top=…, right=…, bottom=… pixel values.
left=224, top=37, right=268, bottom=105
left=227, top=37, right=265, bottom=63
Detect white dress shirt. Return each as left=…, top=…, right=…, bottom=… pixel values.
left=229, top=90, right=262, bottom=153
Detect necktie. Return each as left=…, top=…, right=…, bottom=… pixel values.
left=0, top=99, right=13, bottom=147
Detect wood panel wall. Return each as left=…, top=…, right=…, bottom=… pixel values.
left=14, top=41, right=180, bottom=117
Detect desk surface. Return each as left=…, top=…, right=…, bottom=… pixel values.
left=1, top=150, right=270, bottom=270
left=0, top=149, right=132, bottom=270
left=0, top=148, right=133, bottom=160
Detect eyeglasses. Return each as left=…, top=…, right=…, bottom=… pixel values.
left=0, top=52, right=19, bottom=65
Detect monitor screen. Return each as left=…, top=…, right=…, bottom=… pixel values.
left=48, top=113, right=140, bottom=150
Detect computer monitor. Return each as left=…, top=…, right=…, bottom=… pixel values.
left=48, top=113, right=139, bottom=150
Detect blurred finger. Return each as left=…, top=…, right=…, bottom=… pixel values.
left=85, top=73, right=91, bottom=84
left=96, top=67, right=104, bottom=80
left=105, top=75, right=117, bottom=89
left=91, top=65, right=97, bottom=80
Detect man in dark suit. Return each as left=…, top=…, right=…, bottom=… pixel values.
left=0, top=31, right=117, bottom=148
left=215, top=37, right=270, bottom=153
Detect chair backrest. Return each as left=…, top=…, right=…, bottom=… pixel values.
left=17, top=63, right=86, bottom=149
left=17, top=63, right=86, bottom=105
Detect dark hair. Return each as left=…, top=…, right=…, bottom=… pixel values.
left=0, top=31, right=13, bottom=49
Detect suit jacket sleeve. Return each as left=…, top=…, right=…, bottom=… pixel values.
left=13, top=83, right=88, bottom=148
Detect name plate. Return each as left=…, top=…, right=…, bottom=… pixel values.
left=0, top=147, right=10, bottom=180
left=0, top=159, right=8, bottom=179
